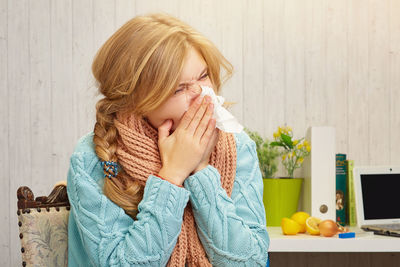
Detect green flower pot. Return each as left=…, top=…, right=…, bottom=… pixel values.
left=262, top=178, right=303, bottom=226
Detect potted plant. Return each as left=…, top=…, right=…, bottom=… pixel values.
left=244, top=128, right=280, bottom=178
left=247, top=126, right=311, bottom=226
left=271, top=126, right=311, bottom=178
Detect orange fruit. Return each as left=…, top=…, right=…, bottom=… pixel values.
left=281, top=217, right=301, bottom=235
left=305, top=216, right=322, bottom=235
left=291, top=211, right=310, bottom=233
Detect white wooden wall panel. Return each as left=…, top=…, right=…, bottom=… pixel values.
left=243, top=0, right=264, bottom=133
left=8, top=0, right=31, bottom=264
left=72, top=0, right=97, bottom=137
left=136, top=0, right=179, bottom=19
left=305, top=0, right=326, bottom=127
left=327, top=0, right=348, bottom=154
left=348, top=0, right=370, bottom=165
left=390, top=0, right=400, bottom=165
left=0, top=0, right=8, bottom=266
left=263, top=0, right=285, bottom=139
left=115, top=0, right=136, bottom=29
left=29, top=0, right=52, bottom=196
left=2, top=0, right=400, bottom=265
left=368, top=0, right=390, bottom=165
left=220, top=0, right=244, bottom=124
left=94, top=0, right=116, bottom=49
left=284, top=0, right=306, bottom=141
left=51, top=0, right=76, bottom=196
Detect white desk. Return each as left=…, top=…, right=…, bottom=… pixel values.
left=267, top=226, right=400, bottom=252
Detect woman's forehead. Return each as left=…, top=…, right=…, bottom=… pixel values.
left=178, top=48, right=207, bottom=84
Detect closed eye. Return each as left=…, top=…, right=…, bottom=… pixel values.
left=174, top=88, right=185, bottom=95
left=200, top=73, right=209, bottom=80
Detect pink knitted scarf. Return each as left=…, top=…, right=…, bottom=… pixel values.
left=114, top=111, right=237, bottom=266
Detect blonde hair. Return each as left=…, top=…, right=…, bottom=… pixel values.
left=92, top=13, right=233, bottom=218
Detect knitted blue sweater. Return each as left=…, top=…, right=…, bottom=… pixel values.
left=67, top=130, right=270, bottom=266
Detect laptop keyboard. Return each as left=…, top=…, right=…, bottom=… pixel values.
left=367, top=224, right=400, bottom=230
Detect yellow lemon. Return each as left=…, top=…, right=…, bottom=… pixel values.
left=290, top=211, right=310, bottom=233
left=306, top=216, right=322, bottom=235
left=281, top=217, right=301, bottom=235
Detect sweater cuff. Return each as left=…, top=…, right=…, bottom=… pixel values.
left=140, top=175, right=190, bottom=218
left=183, top=165, right=222, bottom=210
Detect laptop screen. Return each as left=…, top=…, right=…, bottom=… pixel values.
left=361, top=173, right=400, bottom=220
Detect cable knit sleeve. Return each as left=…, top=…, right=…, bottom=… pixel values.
left=183, top=131, right=270, bottom=266
left=67, top=152, right=190, bottom=267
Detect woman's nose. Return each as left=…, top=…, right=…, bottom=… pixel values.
left=186, top=83, right=202, bottom=104
left=186, top=83, right=202, bottom=97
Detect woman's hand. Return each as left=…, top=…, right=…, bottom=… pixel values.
left=192, top=128, right=219, bottom=174
left=157, top=95, right=216, bottom=185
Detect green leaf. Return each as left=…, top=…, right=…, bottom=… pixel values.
left=270, top=141, right=281, bottom=147
left=281, top=133, right=293, bottom=149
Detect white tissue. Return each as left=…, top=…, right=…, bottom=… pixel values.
left=200, top=85, right=243, bottom=133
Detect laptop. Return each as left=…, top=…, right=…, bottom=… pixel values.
left=354, top=166, right=400, bottom=237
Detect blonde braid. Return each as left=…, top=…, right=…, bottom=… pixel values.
left=93, top=98, right=143, bottom=218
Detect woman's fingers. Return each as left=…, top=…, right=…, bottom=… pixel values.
left=177, top=95, right=203, bottom=130
left=193, top=102, right=214, bottom=140
left=200, top=117, right=216, bottom=145
left=157, top=119, right=173, bottom=143
left=186, top=96, right=211, bottom=134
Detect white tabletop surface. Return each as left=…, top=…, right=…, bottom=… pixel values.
left=267, top=226, right=400, bottom=252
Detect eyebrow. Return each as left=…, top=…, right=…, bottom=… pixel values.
left=178, top=67, right=208, bottom=87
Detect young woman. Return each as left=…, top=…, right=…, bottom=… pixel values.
left=67, top=13, right=270, bottom=266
